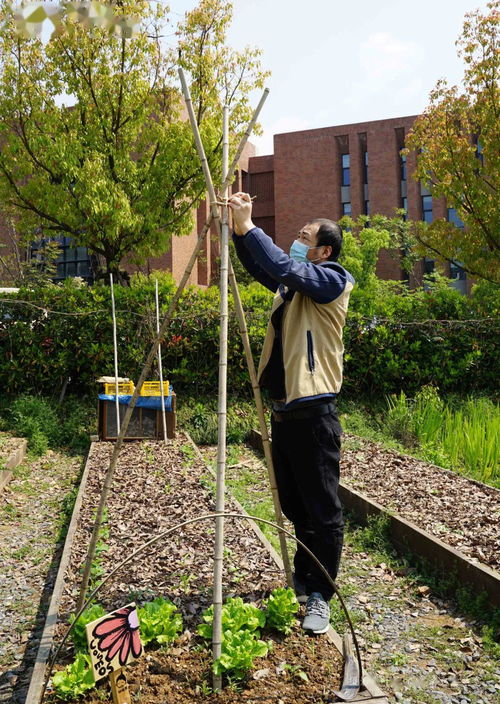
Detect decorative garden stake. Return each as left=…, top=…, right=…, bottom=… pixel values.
left=86, top=603, right=142, bottom=704
left=155, top=279, right=168, bottom=443
left=76, top=78, right=269, bottom=612
left=110, top=273, right=121, bottom=434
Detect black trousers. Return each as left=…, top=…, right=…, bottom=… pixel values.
left=271, top=404, right=344, bottom=601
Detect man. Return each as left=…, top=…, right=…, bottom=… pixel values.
left=228, top=192, right=355, bottom=634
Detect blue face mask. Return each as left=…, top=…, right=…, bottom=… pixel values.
left=289, top=240, right=310, bottom=262
left=290, top=240, right=322, bottom=263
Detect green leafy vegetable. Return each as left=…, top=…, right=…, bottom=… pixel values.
left=137, top=597, right=183, bottom=646
left=197, top=597, right=266, bottom=639
left=51, top=653, right=95, bottom=700
left=69, top=604, right=106, bottom=653
left=213, top=629, right=271, bottom=680
left=263, top=587, right=299, bottom=635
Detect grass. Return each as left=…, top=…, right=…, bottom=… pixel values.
left=338, top=388, right=499, bottom=488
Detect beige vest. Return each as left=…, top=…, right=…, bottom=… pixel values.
left=258, top=281, right=354, bottom=404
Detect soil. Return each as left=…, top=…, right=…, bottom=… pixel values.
left=47, top=437, right=346, bottom=704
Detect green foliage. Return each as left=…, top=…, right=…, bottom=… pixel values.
left=69, top=605, right=106, bottom=654
left=178, top=397, right=259, bottom=445
left=137, top=597, right=183, bottom=646
left=2, top=394, right=95, bottom=455
left=0, top=0, right=268, bottom=278
left=0, top=274, right=497, bottom=401
left=262, top=588, right=299, bottom=635
left=213, top=629, right=271, bottom=680
left=197, top=597, right=265, bottom=640
left=404, top=2, right=500, bottom=283
left=385, top=387, right=499, bottom=484
left=51, top=653, right=95, bottom=701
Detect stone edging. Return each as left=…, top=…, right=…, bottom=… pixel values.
left=184, top=432, right=390, bottom=704
left=0, top=438, right=28, bottom=492
left=249, top=429, right=500, bottom=610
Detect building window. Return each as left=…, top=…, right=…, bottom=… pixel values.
left=400, top=153, right=407, bottom=181
left=421, top=195, right=433, bottom=224
left=423, top=256, right=435, bottom=275
left=342, top=202, right=352, bottom=216
left=31, top=236, right=93, bottom=282
left=450, top=260, right=466, bottom=280
left=363, top=151, right=368, bottom=184
left=447, top=208, right=464, bottom=229
left=341, top=153, right=350, bottom=187
left=401, top=196, right=408, bottom=221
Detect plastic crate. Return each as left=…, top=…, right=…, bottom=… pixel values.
left=139, top=380, right=170, bottom=397
left=104, top=381, right=135, bottom=396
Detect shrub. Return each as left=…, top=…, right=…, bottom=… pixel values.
left=0, top=274, right=497, bottom=400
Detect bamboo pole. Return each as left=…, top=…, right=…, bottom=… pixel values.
left=110, top=273, right=121, bottom=435
left=210, top=104, right=230, bottom=690
left=76, top=80, right=269, bottom=613
left=155, top=279, right=168, bottom=443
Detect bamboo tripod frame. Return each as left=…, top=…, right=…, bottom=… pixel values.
left=177, top=68, right=294, bottom=687
left=76, top=71, right=292, bottom=688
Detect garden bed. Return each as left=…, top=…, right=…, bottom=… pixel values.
left=340, top=435, right=499, bottom=571
left=45, top=437, right=355, bottom=704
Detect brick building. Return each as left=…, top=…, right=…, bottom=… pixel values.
left=0, top=114, right=469, bottom=292
left=244, top=115, right=469, bottom=293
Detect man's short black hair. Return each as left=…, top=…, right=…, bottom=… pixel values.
left=308, top=218, right=343, bottom=261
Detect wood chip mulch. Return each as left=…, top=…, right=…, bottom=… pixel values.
left=341, top=435, right=500, bottom=571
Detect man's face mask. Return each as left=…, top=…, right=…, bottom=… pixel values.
left=289, top=240, right=322, bottom=263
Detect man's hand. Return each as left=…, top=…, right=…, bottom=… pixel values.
left=228, top=192, right=255, bottom=236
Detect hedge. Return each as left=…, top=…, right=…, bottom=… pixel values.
left=0, top=275, right=498, bottom=400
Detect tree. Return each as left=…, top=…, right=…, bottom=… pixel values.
left=0, top=0, right=268, bottom=282
left=404, top=1, right=499, bottom=284
left=0, top=216, right=60, bottom=287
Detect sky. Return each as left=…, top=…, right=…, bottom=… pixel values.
left=166, top=0, right=491, bottom=154
left=29, top=0, right=491, bottom=154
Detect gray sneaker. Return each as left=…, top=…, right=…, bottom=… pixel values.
left=302, top=592, right=330, bottom=634
left=292, top=573, right=308, bottom=604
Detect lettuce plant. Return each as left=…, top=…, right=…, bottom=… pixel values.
left=213, top=629, right=271, bottom=680
left=137, top=597, right=183, bottom=646
left=197, top=597, right=265, bottom=640
left=69, top=604, right=106, bottom=653
left=51, top=653, right=95, bottom=700
left=263, top=587, right=299, bottom=635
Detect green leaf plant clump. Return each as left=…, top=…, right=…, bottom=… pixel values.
left=198, top=597, right=265, bottom=640
left=214, top=629, right=271, bottom=680
left=51, top=653, right=95, bottom=701
left=69, top=604, right=106, bottom=653
left=198, top=591, right=301, bottom=680
left=263, top=587, right=299, bottom=635
left=137, top=597, right=183, bottom=646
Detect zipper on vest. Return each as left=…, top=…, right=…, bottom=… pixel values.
left=306, top=330, right=315, bottom=373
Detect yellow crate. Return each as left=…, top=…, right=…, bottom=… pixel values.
left=104, top=381, right=135, bottom=396
left=139, top=380, right=170, bottom=397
